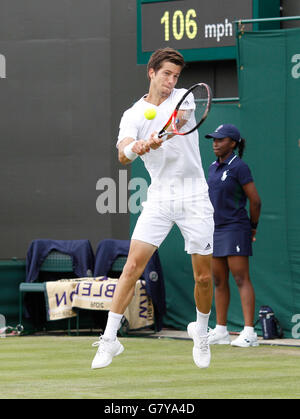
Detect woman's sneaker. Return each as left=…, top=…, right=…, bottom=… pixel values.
left=208, top=328, right=231, bottom=345
left=231, top=330, right=259, bottom=347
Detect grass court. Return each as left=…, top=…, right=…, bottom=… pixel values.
left=0, top=335, right=300, bottom=399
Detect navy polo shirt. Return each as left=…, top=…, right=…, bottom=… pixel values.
left=207, top=153, right=253, bottom=230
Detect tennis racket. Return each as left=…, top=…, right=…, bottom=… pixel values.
left=157, top=83, right=212, bottom=140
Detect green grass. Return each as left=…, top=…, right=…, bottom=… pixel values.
left=0, top=335, right=300, bottom=399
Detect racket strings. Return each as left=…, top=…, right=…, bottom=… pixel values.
left=194, top=85, right=210, bottom=118
left=158, top=83, right=212, bottom=138
left=176, top=85, right=209, bottom=134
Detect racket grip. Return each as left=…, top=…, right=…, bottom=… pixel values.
left=156, top=132, right=168, bottom=142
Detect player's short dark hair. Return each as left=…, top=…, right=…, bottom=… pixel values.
left=147, top=48, right=185, bottom=79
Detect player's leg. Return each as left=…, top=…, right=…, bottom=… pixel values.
left=91, top=240, right=157, bottom=369
left=92, top=202, right=173, bottom=369
left=176, top=203, right=214, bottom=368
left=208, top=256, right=231, bottom=344
left=176, top=206, right=214, bottom=318
left=187, top=253, right=213, bottom=368
left=192, top=253, right=213, bottom=317
left=110, top=240, right=157, bottom=314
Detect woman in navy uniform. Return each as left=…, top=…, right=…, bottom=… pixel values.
left=206, top=124, right=261, bottom=347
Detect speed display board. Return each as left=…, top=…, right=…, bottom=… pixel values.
left=137, top=0, right=280, bottom=63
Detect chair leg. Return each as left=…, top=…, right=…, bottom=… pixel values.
left=67, top=315, right=79, bottom=336
left=76, top=313, right=79, bottom=336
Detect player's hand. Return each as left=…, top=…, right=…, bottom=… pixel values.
left=148, top=132, right=163, bottom=150
left=132, top=139, right=150, bottom=155
left=251, top=229, right=257, bottom=242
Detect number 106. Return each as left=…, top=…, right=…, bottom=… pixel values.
left=161, top=9, right=197, bottom=41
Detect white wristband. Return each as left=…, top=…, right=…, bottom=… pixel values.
left=123, top=142, right=138, bottom=161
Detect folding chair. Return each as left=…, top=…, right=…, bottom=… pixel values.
left=19, top=250, right=79, bottom=335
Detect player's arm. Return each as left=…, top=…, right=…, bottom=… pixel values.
left=118, top=137, right=151, bottom=165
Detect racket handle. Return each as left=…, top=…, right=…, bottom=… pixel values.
left=156, top=132, right=168, bottom=142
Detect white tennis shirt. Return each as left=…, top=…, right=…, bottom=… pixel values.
left=117, top=88, right=209, bottom=203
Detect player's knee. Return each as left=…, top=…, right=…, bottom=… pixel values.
left=122, top=258, right=146, bottom=284
left=123, top=259, right=138, bottom=277
left=194, top=273, right=212, bottom=289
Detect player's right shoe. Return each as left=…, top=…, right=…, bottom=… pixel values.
left=187, top=322, right=211, bottom=369
left=91, top=336, right=124, bottom=369
left=208, top=327, right=231, bottom=345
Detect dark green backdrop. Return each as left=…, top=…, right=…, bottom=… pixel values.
left=2, top=27, right=299, bottom=338
left=131, top=27, right=300, bottom=338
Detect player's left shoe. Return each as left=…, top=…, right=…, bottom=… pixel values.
left=187, top=322, right=211, bottom=369
left=91, top=336, right=124, bottom=369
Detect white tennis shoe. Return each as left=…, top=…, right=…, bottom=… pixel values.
left=187, top=322, right=211, bottom=369
left=231, top=330, right=259, bottom=347
left=208, top=328, right=231, bottom=345
left=91, top=336, right=124, bottom=369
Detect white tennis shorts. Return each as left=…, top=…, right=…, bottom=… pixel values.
left=131, top=197, right=214, bottom=255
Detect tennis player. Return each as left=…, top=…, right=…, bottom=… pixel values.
left=91, top=48, right=214, bottom=369
left=205, top=124, right=261, bottom=347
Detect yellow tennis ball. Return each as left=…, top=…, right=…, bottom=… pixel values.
left=144, top=108, right=157, bottom=120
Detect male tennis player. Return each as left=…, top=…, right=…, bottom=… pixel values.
left=91, top=48, right=214, bottom=369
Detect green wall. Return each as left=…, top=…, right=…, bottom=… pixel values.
left=1, top=27, right=299, bottom=338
